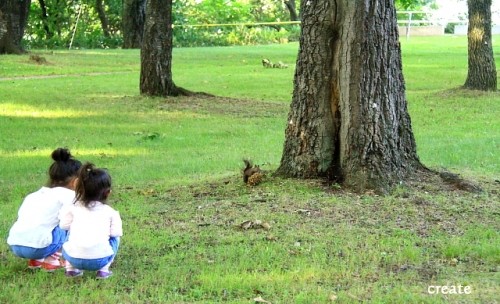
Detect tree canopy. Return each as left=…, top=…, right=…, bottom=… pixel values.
left=20, top=0, right=301, bottom=49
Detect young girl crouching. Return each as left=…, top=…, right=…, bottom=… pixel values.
left=59, top=162, right=123, bottom=279
left=7, top=148, right=81, bottom=271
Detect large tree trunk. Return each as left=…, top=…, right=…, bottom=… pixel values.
left=0, top=0, right=31, bottom=54
left=464, top=0, right=497, bottom=91
left=122, top=0, right=145, bottom=48
left=276, top=0, right=424, bottom=193
left=140, top=0, right=182, bottom=96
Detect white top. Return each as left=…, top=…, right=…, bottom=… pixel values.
left=7, top=186, right=76, bottom=248
left=59, top=201, right=123, bottom=259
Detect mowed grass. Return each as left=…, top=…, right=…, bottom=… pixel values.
left=0, top=35, right=498, bottom=303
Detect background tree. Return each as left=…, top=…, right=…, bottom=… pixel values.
left=122, top=0, right=145, bottom=48
left=96, top=0, right=110, bottom=37
left=277, top=0, right=425, bottom=193
left=464, top=0, right=497, bottom=91
left=250, top=0, right=288, bottom=23
left=0, top=0, right=31, bottom=54
left=29, top=0, right=68, bottom=43
left=171, top=0, right=300, bottom=47
left=37, top=0, right=52, bottom=39
left=24, top=0, right=302, bottom=48
left=0, top=10, right=7, bottom=41
left=284, top=0, right=299, bottom=21
left=25, top=0, right=121, bottom=48
left=140, top=0, right=187, bottom=96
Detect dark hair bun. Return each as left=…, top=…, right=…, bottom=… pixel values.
left=51, top=148, right=72, bottom=162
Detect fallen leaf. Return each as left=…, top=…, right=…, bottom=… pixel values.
left=239, top=220, right=271, bottom=230
left=240, top=220, right=253, bottom=230
left=254, top=296, right=271, bottom=304
left=297, top=209, right=311, bottom=216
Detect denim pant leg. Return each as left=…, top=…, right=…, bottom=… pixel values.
left=10, top=226, right=68, bottom=259
left=109, top=236, right=120, bottom=257
left=63, top=236, right=121, bottom=271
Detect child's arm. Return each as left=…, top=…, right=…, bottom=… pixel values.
left=58, top=205, right=74, bottom=230
left=110, top=211, right=123, bottom=237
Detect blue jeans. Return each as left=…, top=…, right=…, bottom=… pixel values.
left=63, top=237, right=120, bottom=271
left=10, top=226, right=68, bottom=260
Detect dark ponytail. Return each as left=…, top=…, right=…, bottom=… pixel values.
left=75, top=162, right=112, bottom=207
left=48, top=148, right=82, bottom=187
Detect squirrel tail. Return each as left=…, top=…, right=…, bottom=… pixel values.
left=243, top=159, right=252, bottom=171
left=243, top=159, right=253, bottom=183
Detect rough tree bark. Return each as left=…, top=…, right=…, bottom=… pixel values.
left=122, top=0, right=145, bottom=48
left=464, top=0, right=497, bottom=91
left=276, top=0, right=425, bottom=193
left=140, top=0, right=187, bottom=96
left=0, top=0, right=31, bottom=54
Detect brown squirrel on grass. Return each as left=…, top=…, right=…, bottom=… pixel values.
left=243, top=159, right=263, bottom=186
left=29, top=55, right=47, bottom=64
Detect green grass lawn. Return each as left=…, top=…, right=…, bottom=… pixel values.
left=0, top=35, right=498, bottom=303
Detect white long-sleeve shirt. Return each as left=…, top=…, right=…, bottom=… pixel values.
left=7, top=186, right=76, bottom=248
left=59, top=201, right=122, bottom=259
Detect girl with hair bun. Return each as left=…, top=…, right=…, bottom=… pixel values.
left=7, top=148, right=82, bottom=271
left=59, top=162, right=122, bottom=279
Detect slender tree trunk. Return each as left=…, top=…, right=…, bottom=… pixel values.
left=53, top=0, right=62, bottom=37
left=122, top=0, right=145, bottom=48
left=464, top=0, right=497, bottom=91
left=140, top=0, right=181, bottom=96
left=0, top=10, right=7, bottom=41
left=276, top=0, right=424, bottom=193
left=0, top=0, right=31, bottom=54
left=96, top=0, right=110, bottom=38
left=284, top=0, right=299, bottom=21
left=37, top=0, right=53, bottom=39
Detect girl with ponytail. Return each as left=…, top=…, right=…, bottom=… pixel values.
left=59, top=162, right=122, bottom=279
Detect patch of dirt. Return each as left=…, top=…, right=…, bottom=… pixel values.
left=157, top=95, right=288, bottom=118
left=149, top=169, right=499, bottom=240
left=28, top=55, right=49, bottom=65
left=0, top=71, right=132, bottom=82
left=436, top=87, right=500, bottom=98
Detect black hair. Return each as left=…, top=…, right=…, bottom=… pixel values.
left=75, top=162, right=112, bottom=207
left=48, top=148, right=82, bottom=187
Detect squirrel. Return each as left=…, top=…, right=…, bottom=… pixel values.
left=262, top=58, right=288, bottom=69
left=243, top=159, right=261, bottom=184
